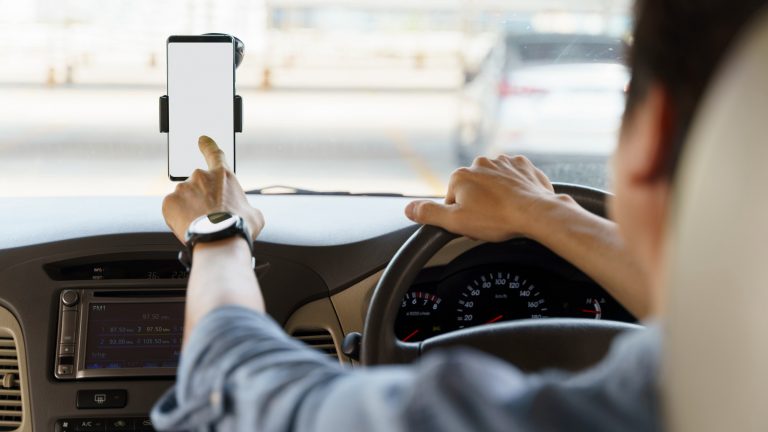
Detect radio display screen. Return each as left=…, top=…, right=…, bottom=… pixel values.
left=84, top=302, right=185, bottom=370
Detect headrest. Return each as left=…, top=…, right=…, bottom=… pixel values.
left=662, top=9, right=768, bottom=431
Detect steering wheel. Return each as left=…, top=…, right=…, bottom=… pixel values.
left=361, top=184, right=642, bottom=371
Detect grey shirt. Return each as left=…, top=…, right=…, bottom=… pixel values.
left=152, top=306, right=661, bottom=432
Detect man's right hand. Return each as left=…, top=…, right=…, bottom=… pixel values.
left=162, top=135, right=265, bottom=244
left=405, top=155, right=569, bottom=242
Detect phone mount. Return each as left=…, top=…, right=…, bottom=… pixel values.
left=159, top=33, right=244, bottom=134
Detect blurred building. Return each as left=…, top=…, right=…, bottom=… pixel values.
left=0, top=0, right=630, bottom=89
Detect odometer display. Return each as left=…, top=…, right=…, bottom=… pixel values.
left=456, top=271, right=549, bottom=328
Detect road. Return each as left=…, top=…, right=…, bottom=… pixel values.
left=0, top=87, right=460, bottom=197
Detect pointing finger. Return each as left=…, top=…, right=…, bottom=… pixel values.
left=198, top=135, right=229, bottom=171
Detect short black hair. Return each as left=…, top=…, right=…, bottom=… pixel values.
left=625, top=0, right=767, bottom=177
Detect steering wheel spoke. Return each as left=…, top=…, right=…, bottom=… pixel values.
left=420, top=318, right=641, bottom=372
left=395, top=340, right=421, bottom=363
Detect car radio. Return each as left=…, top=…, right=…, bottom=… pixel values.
left=55, top=289, right=185, bottom=380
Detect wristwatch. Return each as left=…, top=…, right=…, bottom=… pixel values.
left=178, top=212, right=255, bottom=271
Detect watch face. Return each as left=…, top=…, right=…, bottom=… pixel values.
left=192, top=212, right=237, bottom=234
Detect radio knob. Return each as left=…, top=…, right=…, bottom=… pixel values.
left=61, top=290, right=79, bottom=307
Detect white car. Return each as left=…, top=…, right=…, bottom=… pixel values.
left=455, top=33, right=629, bottom=186
left=490, top=62, right=629, bottom=157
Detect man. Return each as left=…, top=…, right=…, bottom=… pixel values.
left=152, top=0, right=767, bottom=430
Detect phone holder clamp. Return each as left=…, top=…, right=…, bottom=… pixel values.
left=159, top=34, right=244, bottom=134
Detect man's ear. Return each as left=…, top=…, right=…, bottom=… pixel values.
left=622, top=85, right=676, bottom=183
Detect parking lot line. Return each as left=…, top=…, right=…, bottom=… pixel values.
left=387, top=129, right=445, bottom=196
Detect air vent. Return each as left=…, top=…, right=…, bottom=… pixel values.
left=292, top=329, right=339, bottom=360
left=0, top=337, right=22, bottom=431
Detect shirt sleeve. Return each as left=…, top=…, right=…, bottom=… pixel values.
left=151, top=305, right=661, bottom=432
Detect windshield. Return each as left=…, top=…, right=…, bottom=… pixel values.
left=0, top=1, right=631, bottom=197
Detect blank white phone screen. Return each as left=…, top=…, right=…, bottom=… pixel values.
left=168, top=41, right=234, bottom=179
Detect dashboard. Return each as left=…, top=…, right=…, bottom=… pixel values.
left=395, top=239, right=634, bottom=342
left=0, top=195, right=421, bottom=432
left=0, top=191, right=627, bottom=431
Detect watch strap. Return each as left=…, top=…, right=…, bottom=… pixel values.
left=179, top=213, right=255, bottom=271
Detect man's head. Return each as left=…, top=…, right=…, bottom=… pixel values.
left=610, top=0, right=768, bottom=294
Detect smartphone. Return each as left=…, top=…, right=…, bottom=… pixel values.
left=167, top=35, right=235, bottom=180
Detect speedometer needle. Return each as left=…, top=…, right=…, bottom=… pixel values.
left=580, top=309, right=599, bottom=314
left=402, top=329, right=420, bottom=342
left=486, top=315, right=504, bottom=324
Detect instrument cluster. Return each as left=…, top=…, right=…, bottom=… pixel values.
left=395, top=240, right=635, bottom=342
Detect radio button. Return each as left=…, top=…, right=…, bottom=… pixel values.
left=62, top=290, right=80, bottom=307
left=60, top=310, right=77, bottom=344
left=57, top=364, right=73, bottom=376
left=59, top=344, right=75, bottom=355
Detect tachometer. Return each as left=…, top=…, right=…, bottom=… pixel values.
left=456, top=271, right=549, bottom=328
left=395, top=291, right=443, bottom=342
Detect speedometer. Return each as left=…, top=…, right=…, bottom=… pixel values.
left=456, top=271, right=549, bottom=328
